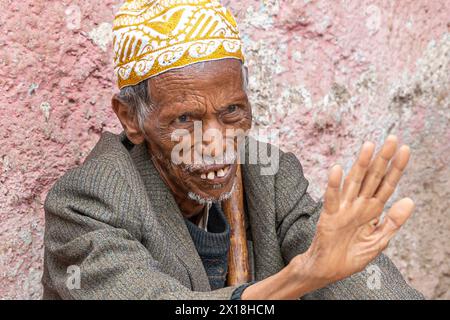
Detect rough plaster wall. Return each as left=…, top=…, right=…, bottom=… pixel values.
left=0, top=0, right=448, bottom=299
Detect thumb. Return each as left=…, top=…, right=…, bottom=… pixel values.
left=375, top=197, right=415, bottom=238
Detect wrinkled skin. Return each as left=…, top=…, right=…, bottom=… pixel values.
left=112, top=59, right=252, bottom=221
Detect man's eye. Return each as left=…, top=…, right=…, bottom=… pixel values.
left=177, top=114, right=189, bottom=123
left=227, top=105, right=238, bottom=113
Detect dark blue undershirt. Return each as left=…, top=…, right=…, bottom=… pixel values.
left=184, top=203, right=253, bottom=299
left=184, top=203, right=230, bottom=290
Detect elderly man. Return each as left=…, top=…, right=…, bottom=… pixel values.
left=42, top=0, right=423, bottom=299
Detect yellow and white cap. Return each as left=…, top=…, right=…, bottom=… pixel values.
left=113, top=0, right=245, bottom=89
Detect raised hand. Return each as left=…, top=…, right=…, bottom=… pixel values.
left=242, top=136, right=416, bottom=300
left=293, top=135, right=415, bottom=285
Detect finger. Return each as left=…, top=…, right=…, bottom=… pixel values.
left=372, top=198, right=415, bottom=247
left=324, top=164, right=343, bottom=214
left=359, top=135, right=398, bottom=198
left=342, top=142, right=375, bottom=203
left=374, top=145, right=411, bottom=203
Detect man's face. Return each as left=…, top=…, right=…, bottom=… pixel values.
left=142, top=59, right=252, bottom=203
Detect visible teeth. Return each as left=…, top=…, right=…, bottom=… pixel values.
left=201, top=173, right=207, bottom=179
left=217, top=169, right=225, bottom=177
left=207, top=172, right=215, bottom=180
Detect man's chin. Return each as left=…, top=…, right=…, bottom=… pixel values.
left=187, top=182, right=236, bottom=205
left=182, top=163, right=237, bottom=205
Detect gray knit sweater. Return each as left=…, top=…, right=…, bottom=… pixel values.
left=41, top=132, right=424, bottom=299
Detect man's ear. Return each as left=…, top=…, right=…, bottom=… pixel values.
left=111, top=94, right=145, bottom=145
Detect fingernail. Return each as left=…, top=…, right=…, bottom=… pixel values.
left=387, top=134, right=398, bottom=141
left=363, top=141, right=374, bottom=149
left=400, top=145, right=411, bottom=152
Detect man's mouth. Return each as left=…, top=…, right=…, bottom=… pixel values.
left=199, top=165, right=232, bottom=180
left=183, top=164, right=234, bottom=185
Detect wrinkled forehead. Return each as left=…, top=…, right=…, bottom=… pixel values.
left=148, top=59, right=246, bottom=106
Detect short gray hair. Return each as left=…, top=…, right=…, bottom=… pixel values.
left=118, top=61, right=249, bottom=132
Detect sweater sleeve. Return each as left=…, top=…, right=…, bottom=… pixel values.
left=275, top=151, right=424, bottom=300
left=42, top=160, right=241, bottom=300
left=230, top=281, right=257, bottom=300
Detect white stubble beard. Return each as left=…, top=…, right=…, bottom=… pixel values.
left=187, top=179, right=237, bottom=206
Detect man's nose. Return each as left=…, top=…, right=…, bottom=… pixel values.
left=200, top=119, right=226, bottom=160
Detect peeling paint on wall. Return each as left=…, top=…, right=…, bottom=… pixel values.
left=88, top=22, right=113, bottom=52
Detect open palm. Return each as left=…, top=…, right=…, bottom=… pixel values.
left=303, top=136, right=415, bottom=284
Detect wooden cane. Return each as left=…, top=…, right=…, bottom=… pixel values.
left=222, top=164, right=251, bottom=286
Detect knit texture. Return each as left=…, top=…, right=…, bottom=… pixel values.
left=42, top=131, right=424, bottom=300
left=184, top=203, right=230, bottom=290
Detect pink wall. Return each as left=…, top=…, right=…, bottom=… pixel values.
left=0, top=0, right=449, bottom=299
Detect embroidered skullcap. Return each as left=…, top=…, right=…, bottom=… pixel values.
left=113, top=0, right=245, bottom=89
